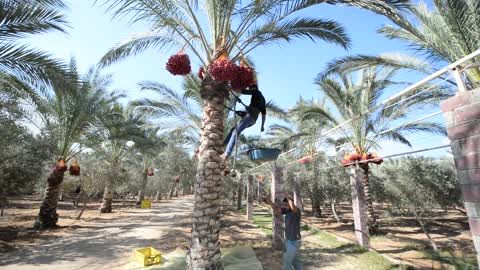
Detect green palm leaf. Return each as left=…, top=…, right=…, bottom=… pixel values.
left=0, top=0, right=68, bottom=87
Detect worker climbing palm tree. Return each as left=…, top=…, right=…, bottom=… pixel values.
left=223, top=84, right=266, bottom=160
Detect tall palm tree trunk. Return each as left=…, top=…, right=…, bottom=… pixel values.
left=187, top=77, right=227, bottom=270
left=100, top=179, right=113, bottom=213
left=34, top=170, right=65, bottom=229
left=169, top=181, right=177, bottom=199
left=136, top=173, right=148, bottom=205
left=359, top=163, right=378, bottom=234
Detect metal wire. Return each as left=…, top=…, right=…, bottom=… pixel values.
left=244, top=57, right=477, bottom=174
left=286, top=144, right=451, bottom=173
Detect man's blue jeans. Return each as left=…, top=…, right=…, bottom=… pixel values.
left=283, top=240, right=302, bottom=270
left=225, top=114, right=256, bottom=156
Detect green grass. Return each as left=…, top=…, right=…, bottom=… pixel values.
left=422, top=249, right=478, bottom=270
left=370, top=236, right=478, bottom=270
left=300, top=224, right=311, bottom=231
left=251, top=206, right=477, bottom=270
left=305, top=229, right=399, bottom=270
left=251, top=206, right=410, bottom=270
left=252, top=207, right=273, bottom=236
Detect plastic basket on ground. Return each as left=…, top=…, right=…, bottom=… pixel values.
left=247, top=148, right=281, bottom=162
left=133, top=247, right=162, bottom=266
left=141, top=199, right=151, bottom=209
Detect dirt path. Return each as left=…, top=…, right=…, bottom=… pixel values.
left=0, top=197, right=195, bottom=270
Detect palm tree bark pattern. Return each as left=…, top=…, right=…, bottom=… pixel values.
left=359, top=163, right=378, bottom=234
left=236, top=177, right=243, bottom=211
left=35, top=171, right=65, bottom=229
left=100, top=179, right=113, bottom=213
left=137, top=173, right=148, bottom=205
left=187, top=77, right=227, bottom=270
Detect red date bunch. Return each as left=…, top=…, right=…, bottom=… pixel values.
left=231, top=64, right=255, bottom=90
left=298, top=155, right=313, bottom=164
left=208, top=56, right=238, bottom=81
left=197, top=66, right=205, bottom=80
left=341, top=152, right=383, bottom=167
left=166, top=52, right=191, bottom=75
left=69, top=160, right=80, bottom=176
left=53, top=159, right=68, bottom=174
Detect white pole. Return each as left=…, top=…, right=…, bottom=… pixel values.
left=452, top=68, right=468, bottom=92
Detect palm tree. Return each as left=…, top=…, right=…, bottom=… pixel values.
left=319, top=0, right=480, bottom=89
left=0, top=0, right=68, bottom=86
left=32, top=60, right=120, bottom=229
left=87, top=103, right=149, bottom=213
left=97, top=0, right=408, bottom=267
left=132, top=127, right=165, bottom=205
left=297, top=67, right=447, bottom=233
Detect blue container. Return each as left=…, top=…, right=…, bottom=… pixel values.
left=247, top=148, right=281, bottom=162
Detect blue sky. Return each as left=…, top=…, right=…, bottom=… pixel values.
left=28, top=0, right=450, bottom=157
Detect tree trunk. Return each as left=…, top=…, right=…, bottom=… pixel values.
left=136, top=174, right=148, bottom=205
left=257, top=179, right=260, bottom=203
left=100, top=180, right=113, bottom=213
left=74, top=189, right=83, bottom=208
left=312, top=197, right=321, bottom=217
left=76, top=194, right=88, bottom=220
left=415, top=212, right=438, bottom=251
left=58, top=186, right=64, bottom=201
left=232, top=189, right=236, bottom=206
left=349, top=166, right=369, bottom=248
left=155, top=191, right=160, bottom=201
left=34, top=170, right=65, bottom=229
left=187, top=76, right=226, bottom=270
left=0, top=188, right=7, bottom=217
left=331, top=200, right=341, bottom=223
left=293, top=176, right=303, bottom=211
left=169, top=182, right=177, bottom=199
left=271, top=164, right=285, bottom=251
left=237, top=177, right=243, bottom=210
left=246, top=175, right=253, bottom=220
left=359, top=163, right=378, bottom=234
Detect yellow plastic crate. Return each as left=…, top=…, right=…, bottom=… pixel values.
left=141, top=199, right=152, bottom=209
left=133, top=247, right=162, bottom=266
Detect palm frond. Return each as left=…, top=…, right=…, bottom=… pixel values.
left=99, top=31, right=181, bottom=67
left=0, top=0, right=68, bottom=87
left=241, top=18, right=350, bottom=54
left=317, top=53, right=435, bottom=81
left=265, top=100, right=287, bottom=121
left=0, top=0, right=68, bottom=39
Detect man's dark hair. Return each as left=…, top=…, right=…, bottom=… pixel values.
left=249, top=84, right=258, bottom=90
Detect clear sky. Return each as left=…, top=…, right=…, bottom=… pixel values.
left=28, top=0, right=450, bottom=158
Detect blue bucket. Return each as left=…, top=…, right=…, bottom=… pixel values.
left=247, top=148, right=281, bottom=162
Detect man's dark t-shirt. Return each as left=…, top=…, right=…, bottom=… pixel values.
left=241, top=88, right=266, bottom=120
left=281, top=208, right=301, bottom=241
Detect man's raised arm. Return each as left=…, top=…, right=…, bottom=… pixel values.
left=264, top=195, right=282, bottom=215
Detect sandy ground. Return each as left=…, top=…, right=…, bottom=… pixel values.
left=0, top=196, right=272, bottom=270
left=0, top=197, right=194, bottom=270
left=1, top=196, right=475, bottom=270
